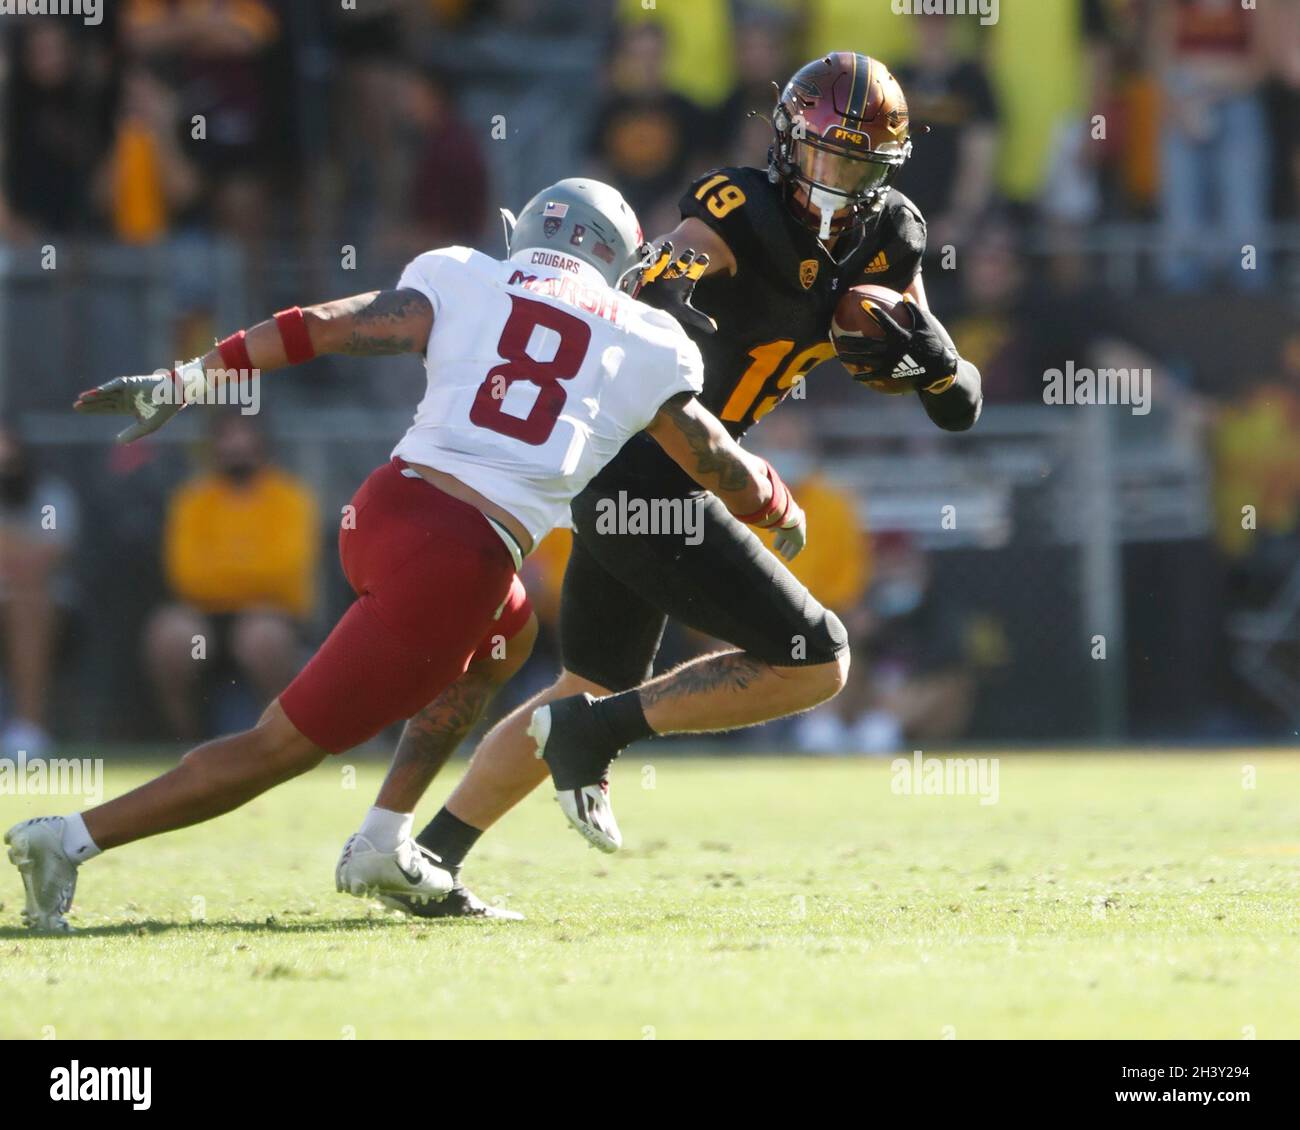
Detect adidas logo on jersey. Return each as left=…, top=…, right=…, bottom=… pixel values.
left=864, top=251, right=890, bottom=274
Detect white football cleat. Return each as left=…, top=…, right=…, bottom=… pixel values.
left=5, top=817, right=78, bottom=932
left=555, top=780, right=622, bottom=854
left=528, top=703, right=623, bottom=853
left=335, top=834, right=454, bottom=904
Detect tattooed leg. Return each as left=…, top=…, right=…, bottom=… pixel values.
left=372, top=614, right=537, bottom=814
left=634, top=649, right=850, bottom=735
left=374, top=670, right=497, bottom=814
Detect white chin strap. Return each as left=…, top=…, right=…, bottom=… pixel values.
left=808, top=187, right=844, bottom=240
left=499, top=208, right=517, bottom=253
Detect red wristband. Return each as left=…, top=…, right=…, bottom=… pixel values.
left=216, top=330, right=253, bottom=373
left=733, top=461, right=792, bottom=528
left=274, top=306, right=315, bottom=364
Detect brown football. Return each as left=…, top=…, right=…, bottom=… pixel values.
left=831, top=284, right=914, bottom=390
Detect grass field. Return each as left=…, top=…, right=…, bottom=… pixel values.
left=2, top=751, right=1298, bottom=1039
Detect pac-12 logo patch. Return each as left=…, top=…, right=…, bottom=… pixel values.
left=799, top=259, right=819, bottom=289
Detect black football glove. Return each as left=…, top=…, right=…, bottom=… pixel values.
left=842, top=296, right=960, bottom=395
left=639, top=241, right=717, bottom=335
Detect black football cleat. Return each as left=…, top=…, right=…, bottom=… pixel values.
left=379, top=884, right=524, bottom=921
left=528, top=693, right=623, bottom=852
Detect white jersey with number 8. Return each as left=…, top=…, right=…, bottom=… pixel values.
left=391, top=246, right=703, bottom=546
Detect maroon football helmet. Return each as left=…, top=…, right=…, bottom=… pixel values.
left=769, top=53, right=912, bottom=239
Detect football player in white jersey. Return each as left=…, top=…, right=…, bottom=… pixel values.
left=5, top=179, right=816, bottom=930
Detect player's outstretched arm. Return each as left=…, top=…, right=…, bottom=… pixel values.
left=74, top=288, right=433, bottom=443
left=295, top=288, right=435, bottom=358
left=646, top=392, right=807, bottom=560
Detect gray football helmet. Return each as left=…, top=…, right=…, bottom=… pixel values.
left=503, top=178, right=650, bottom=293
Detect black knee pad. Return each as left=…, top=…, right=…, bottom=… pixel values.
left=821, top=609, right=849, bottom=661
left=769, top=606, right=849, bottom=668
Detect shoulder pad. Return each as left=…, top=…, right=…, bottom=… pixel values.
left=679, top=167, right=782, bottom=268
left=859, top=191, right=926, bottom=287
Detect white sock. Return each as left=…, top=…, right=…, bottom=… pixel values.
left=62, top=812, right=101, bottom=862
left=358, top=806, right=412, bottom=853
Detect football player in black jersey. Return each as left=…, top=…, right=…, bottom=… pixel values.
left=391, top=52, right=983, bottom=913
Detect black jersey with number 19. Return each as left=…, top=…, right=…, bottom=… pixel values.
left=558, top=165, right=922, bottom=690
left=649, top=164, right=927, bottom=437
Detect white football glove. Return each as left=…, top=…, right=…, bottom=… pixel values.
left=743, top=461, right=807, bottom=561
left=770, top=499, right=807, bottom=562
left=74, top=359, right=207, bottom=444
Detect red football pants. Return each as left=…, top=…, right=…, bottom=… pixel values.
left=279, top=459, right=531, bottom=753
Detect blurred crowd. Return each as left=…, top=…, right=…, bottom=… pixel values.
left=2, top=0, right=1300, bottom=752
left=2, top=2, right=1297, bottom=265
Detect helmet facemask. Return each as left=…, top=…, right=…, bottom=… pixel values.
left=794, top=134, right=907, bottom=239
left=774, top=104, right=910, bottom=239
left=614, top=242, right=656, bottom=297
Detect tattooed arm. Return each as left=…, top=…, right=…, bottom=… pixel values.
left=646, top=393, right=808, bottom=559
left=183, top=289, right=432, bottom=377
left=645, top=392, right=771, bottom=515
left=73, top=288, right=435, bottom=443
left=163, top=289, right=431, bottom=384
left=306, top=288, right=434, bottom=357
left=180, top=289, right=433, bottom=376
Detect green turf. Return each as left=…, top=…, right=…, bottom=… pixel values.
left=1, top=751, right=1297, bottom=1039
